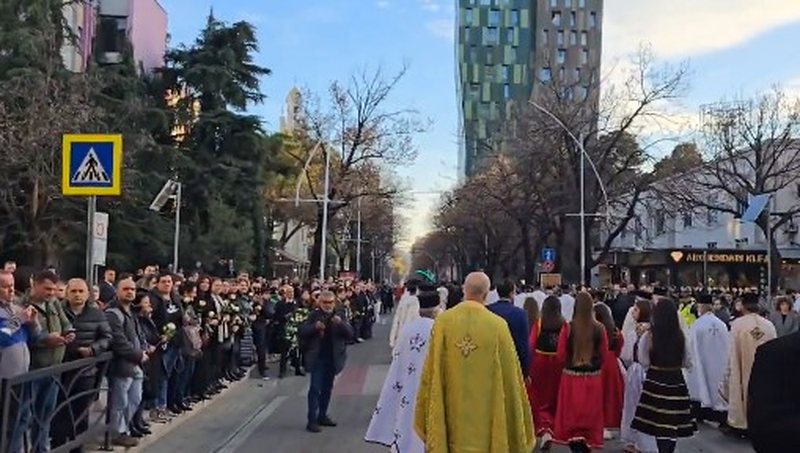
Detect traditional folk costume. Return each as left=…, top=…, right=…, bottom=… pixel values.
left=685, top=311, right=730, bottom=423
left=390, top=293, right=419, bottom=349
left=600, top=329, right=625, bottom=429
left=365, top=316, right=435, bottom=453
left=725, top=312, right=776, bottom=430
left=620, top=324, right=657, bottom=453
left=630, top=331, right=697, bottom=440
left=527, top=320, right=564, bottom=439
left=553, top=323, right=607, bottom=450
left=414, top=301, right=534, bottom=453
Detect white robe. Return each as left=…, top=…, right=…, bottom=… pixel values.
left=365, top=317, right=434, bottom=453
left=389, top=294, right=419, bottom=349
left=559, top=294, right=575, bottom=322
left=620, top=327, right=657, bottom=453
left=686, top=312, right=730, bottom=411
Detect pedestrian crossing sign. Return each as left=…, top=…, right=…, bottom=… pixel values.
left=62, top=134, right=122, bottom=196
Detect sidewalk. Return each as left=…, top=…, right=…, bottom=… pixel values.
left=87, top=370, right=258, bottom=452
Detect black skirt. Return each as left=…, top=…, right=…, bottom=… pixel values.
left=630, top=366, right=697, bottom=439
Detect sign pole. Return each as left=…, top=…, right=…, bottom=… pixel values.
left=173, top=182, right=182, bottom=272
left=86, top=196, right=97, bottom=284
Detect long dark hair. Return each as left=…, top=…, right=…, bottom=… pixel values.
left=569, top=292, right=602, bottom=366
left=540, top=295, right=564, bottom=331
left=523, top=297, right=540, bottom=330
left=634, top=299, right=652, bottom=323
left=650, top=299, right=685, bottom=367
left=593, top=302, right=617, bottom=350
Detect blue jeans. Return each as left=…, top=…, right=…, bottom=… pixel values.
left=157, top=345, right=180, bottom=409
left=109, top=373, right=143, bottom=435
left=15, top=377, right=58, bottom=453
left=306, top=358, right=335, bottom=425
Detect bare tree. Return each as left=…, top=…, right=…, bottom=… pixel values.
left=295, top=66, right=427, bottom=276
left=508, top=46, right=689, bottom=283
left=659, top=88, right=800, bottom=287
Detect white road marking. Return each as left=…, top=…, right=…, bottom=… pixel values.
left=213, top=395, right=288, bottom=453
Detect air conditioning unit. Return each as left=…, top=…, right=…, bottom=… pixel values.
left=98, top=52, right=122, bottom=65
left=787, top=224, right=799, bottom=235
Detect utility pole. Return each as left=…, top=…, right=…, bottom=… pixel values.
left=356, top=197, right=362, bottom=277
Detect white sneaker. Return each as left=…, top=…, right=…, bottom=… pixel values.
left=603, top=429, right=614, bottom=440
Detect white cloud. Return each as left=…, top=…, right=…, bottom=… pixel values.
left=426, top=19, right=454, bottom=42
left=375, top=1, right=390, bottom=9
left=418, top=0, right=441, bottom=13
left=604, top=1, right=800, bottom=61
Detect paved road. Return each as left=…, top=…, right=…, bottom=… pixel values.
left=143, top=317, right=754, bottom=453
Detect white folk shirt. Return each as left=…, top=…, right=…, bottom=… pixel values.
left=366, top=317, right=434, bottom=453
left=686, top=312, right=731, bottom=411
left=389, top=294, right=419, bottom=349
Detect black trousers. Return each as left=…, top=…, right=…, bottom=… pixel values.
left=279, top=348, right=301, bottom=375
left=52, top=372, right=97, bottom=453
left=253, top=324, right=270, bottom=376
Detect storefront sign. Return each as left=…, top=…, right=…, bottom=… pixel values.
left=671, top=250, right=767, bottom=264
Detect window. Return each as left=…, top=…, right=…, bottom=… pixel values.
left=574, top=67, right=581, bottom=81
left=570, top=11, right=576, bottom=27
left=581, top=48, right=589, bottom=64
left=483, top=27, right=499, bottom=45
left=550, top=0, right=558, bottom=7
left=464, top=26, right=471, bottom=41
left=97, top=16, right=128, bottom=54
left=579, top=0, right=586, bottom=7
left=655, top=210, right=666, bottom=235
left=465, top=8, right=474, bottom=26
left=682, top=212, right=693, bottom=228
left=565, top=0, right=572, bottom=7
left=478, top=102, right=490, bottom=118
left=557, top=30, right=564, bottom=45
left=542, top=29, right=549, bottom=45
left=590, top=12, right=597, bottom=28
left=576, top=86, right=588, bottom=100
left=570, top=30, right=577, bottom=45
left=552, top=11, right=562, bottom=26
left=501, top=65, right=510, bottom=82
left=540, top=67, right=552, bottom=82
left=503, top=84, right=511, bottom=98
left=511, top=10, right=520, bottom=26
left=486, top=48, right=493, bottom=64
left=581, top=31, right=588, bottom=46
left=707, top=207, right=718, bottom=226
left=557, top=48, right=566, bottom=64
left=468, top=83, right=481, bottom=100
left=480, top=0, right=491, bottom=6
left=488, top=9, right=501, bottom=27
left=469, top=46, right=478, bottom=62
left=484, top=65, right=497, bottom=80
left=506, top=27, right=514, bottom=43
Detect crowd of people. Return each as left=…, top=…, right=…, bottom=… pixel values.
left=367, top=276, right=799, bottom=453
left=0, top=259, right=395, bottom=452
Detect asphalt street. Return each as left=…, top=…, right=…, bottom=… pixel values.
left=141, top=316, right=754, bottom=453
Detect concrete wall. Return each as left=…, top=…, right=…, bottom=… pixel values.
left=128, top=0, right=167, bottom=73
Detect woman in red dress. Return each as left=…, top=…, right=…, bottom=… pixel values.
left=554, top=292, right=608, bottom=452
left=594, top=302, right=625, bottom=437
left=528, top=295, right=566, bottom=450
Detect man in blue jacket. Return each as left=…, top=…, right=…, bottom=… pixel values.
left=0, top=270, right=39, bottom=453
left=487, top=279, right=530, bottom=378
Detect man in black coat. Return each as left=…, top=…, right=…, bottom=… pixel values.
left=299, top=290, right=354, bottom=433
left=53, top=278, right=114, bottom=450
left=748, top=330, right=800, bottom=452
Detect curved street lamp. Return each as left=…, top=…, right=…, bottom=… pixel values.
left=528, top=100, right=610, bottom=285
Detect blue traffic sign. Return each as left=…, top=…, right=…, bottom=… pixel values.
left=541, top=247, right=556, bottom=263
left=62, top=134, right=122, bottom=196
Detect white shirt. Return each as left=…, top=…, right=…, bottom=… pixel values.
left=559, top=294, right=575, bottom=322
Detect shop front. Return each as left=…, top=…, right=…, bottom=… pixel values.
left=602, top=249, right=768, bottom=290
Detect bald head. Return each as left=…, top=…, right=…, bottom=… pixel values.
left=463, top=272, right=491, bottom=304
left=66, top=278, right=89, bottom=307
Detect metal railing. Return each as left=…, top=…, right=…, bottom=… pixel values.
left=1, top=353, right=113, bottom=453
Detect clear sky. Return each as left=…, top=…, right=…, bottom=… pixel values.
left=158, top=0, right=800, bottom=248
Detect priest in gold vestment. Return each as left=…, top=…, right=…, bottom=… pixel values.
left=414, top=272, right=535, bottom=453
